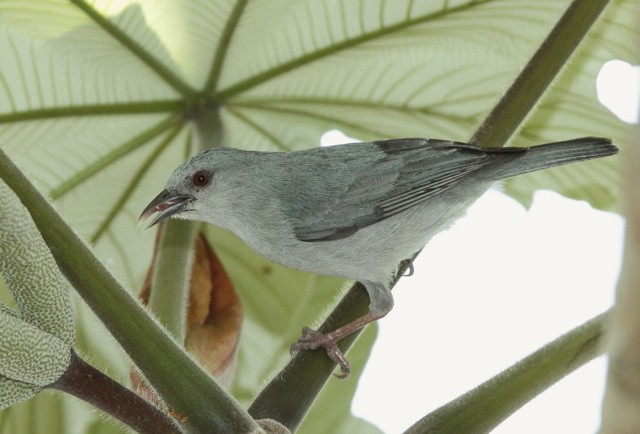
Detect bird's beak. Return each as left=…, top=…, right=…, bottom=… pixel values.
left=139, top=190, right=194, bottom=228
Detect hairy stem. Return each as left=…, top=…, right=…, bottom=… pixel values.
left=0, top=151, right=260, bottom=433
left=150, top=220, right=198, bottom=342
left=405, top=312, right=607, bottom=433
left=470, top=0, right=610, bottom=148
left=50, top=350, right=181, bottom=434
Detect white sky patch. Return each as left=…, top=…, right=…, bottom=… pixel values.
left=320, top=129, right=361, bottom=146
left=597, top=59, right=640, bottom=124
left=351, top=190, right=623, bottom=434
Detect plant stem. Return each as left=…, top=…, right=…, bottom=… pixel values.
left=150, top=220, right=198, bottom=342
left=50, top=349, right=181, bottom=434
left=404, top=312, right=607, bottom=433
left=470, top=0, right=610, bottom=148
left=0, top=151, right=261, bottom=433
left=249, top=283, right=370, bottom=431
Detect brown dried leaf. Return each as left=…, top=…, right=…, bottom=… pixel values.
left=133, top=228, right=242, bottom=396
left=184, top=233, right=242, bottom=388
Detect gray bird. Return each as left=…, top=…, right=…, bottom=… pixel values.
left=140, top=137, right=617, bottom=377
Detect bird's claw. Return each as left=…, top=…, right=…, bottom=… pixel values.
left=290, top=326, right=351, bottom=378
left=401, top=259, right=414, bottom=277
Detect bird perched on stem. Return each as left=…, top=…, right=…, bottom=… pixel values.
left=141, top=136, right=617, bottom=377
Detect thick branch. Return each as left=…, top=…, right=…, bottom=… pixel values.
left=50, top=350, right=180, bottom=434
left=0, top=150, right=260, bottom=433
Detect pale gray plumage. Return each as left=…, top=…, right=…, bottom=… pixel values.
left=140, top=136, right=617, bottom=377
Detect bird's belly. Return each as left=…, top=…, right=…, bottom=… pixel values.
left=242, top=193, right=480, bottom=283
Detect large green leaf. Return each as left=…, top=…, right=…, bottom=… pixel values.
left=0, top=0, right=632, bottom=432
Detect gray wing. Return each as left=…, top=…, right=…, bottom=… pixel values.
left=292, top=138, right=526, bottom=242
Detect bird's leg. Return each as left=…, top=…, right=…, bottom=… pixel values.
left=291, top=311, right=385, bottom=378
left=292, top=281, right=393, bottom=378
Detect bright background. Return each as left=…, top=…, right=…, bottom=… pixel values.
left=340, top=59, right=638, bottom=433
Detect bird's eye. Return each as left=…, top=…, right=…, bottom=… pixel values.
left=192, top=170, right=210, bottom=187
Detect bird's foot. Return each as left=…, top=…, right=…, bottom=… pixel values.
left=291, top=327, right=351, bottom=378
left=290, top=312, right=383, bottom=378
left=401, top=259, right=414, bottom=276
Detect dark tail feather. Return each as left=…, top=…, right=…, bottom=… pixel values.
left=495, top=137, right=618, bottom=179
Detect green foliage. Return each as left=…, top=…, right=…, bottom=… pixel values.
left=0, top=181, right=73, bottom=409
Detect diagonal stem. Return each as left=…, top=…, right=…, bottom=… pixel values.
left=404, top=312, right=607, bottom=433
left=50, top=349, right=181, bottom=434
left=0, top=150, right=261, bottom=433
left=470, top=0, right=610, bottom=148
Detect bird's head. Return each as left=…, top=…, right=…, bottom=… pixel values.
left=139, top=148, right=236, bottom=228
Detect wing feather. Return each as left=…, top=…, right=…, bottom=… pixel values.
left=291, top=139, right=525, bottom=241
